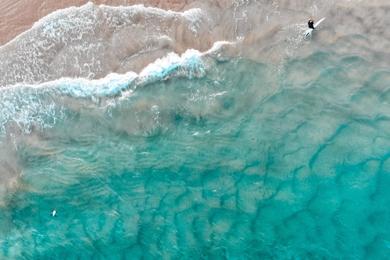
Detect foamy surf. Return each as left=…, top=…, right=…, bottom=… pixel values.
left=0, top=41, right=237, bottom=140
left=2, top=0, right=388, bottom=88
left=0, top=2, right=212, bottom=86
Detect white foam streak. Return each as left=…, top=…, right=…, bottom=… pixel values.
left=2, top=41, right=235, bottom=96
left=0, top=2, right=210, bottom=87
left=1, top=3, right=206, bottom=51
left=0, top=40, right=234, bottom=136
left=138, top=49, right=205, bottom=85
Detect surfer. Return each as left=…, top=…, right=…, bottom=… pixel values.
left=304, top=17, right=325, bottom=38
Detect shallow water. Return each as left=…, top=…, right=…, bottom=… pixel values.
left=1, top=0, right=390, bottom=259
left=0, top=49, right=389, bottom=258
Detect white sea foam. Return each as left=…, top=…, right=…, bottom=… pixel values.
left=205, top=41, right=235, bottom=54
left=138, top=49, right=206, bottom=85
left=2, top=40, right=233, bottom=96
left=3, top=0, right=388, bottom=88
left=0, top=44, right=229, bottom=136
left=0, top=2, right=209, bottom=87
left=24, top=3, right=206, bottom=44
left=182, top=8, right=205, bottom=33
left=43, top=48, right=207, bottom=99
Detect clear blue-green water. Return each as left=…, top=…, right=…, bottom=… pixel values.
left=0, top=52, right=390, bottom=259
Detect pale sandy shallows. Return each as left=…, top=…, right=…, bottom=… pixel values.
left=0, top=0, right=199, bottom=45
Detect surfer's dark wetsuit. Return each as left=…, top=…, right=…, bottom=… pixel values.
left=308, top=19, right=315, bottom=29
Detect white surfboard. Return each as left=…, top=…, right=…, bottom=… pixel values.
left=314, top=17, right=326, bottom=28
left=304, top=17, right=326, bottom=38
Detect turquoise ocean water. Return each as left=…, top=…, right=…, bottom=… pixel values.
left=0, top=48, right=390, bottom=259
